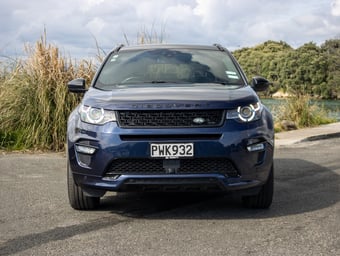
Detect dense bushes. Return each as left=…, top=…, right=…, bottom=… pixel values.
left=233, top=39, right=340, bottom=99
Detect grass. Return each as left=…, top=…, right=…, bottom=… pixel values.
left=0, top=33, right=96, bottom=151
left=273, top=94, right=336, bottom=132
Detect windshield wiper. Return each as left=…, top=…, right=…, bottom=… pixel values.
left=148, top=80, right=178, bottom=84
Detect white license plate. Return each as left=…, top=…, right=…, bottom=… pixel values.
left=150, top=143, right=194, bottom=158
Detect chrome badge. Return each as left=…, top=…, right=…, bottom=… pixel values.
left=193, top=117, right=206, bottom=124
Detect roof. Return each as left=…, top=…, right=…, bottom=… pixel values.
left=114, top=43, right=228, bottom=52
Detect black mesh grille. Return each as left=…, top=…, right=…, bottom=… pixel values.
left=117, top=110, right=225, bottom=128
left=105, top=158, right=239, bottom=177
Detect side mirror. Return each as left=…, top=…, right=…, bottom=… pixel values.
left=67, top=78, right=87, bottom=93
left=250, top=76, right=271, bottom=92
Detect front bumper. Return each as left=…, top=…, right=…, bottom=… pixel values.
left=67, top=110, right=274, bottom=195
left=73, top=173, right=264, bottom=194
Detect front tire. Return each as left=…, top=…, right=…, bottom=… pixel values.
left=67, top=162, right=100, bottom=210
left=242, top=165, right=274, bottom=209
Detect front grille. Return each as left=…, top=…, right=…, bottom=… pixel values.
left=119, top=134, right=222, bottom=141
left=117, top=110, right=225, bottom=128
left=105, top=158, right=239, bottom=178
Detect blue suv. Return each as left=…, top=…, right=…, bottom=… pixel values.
left=67, top=44, right=274, bottom=210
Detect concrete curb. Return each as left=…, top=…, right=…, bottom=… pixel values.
left=300, top=132, right=340, bottom=142
left=275, top=122, right=340, bottom=147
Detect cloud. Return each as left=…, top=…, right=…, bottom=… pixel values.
left=85, top=18, right=106, bottom=34
left=331, top=0, right=340, bottom=16
left=1, top=0, right=340, bottom=58
left=80, top=0, right=106, bottom=12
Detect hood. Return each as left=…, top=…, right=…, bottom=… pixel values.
left=82, top=85, right=260, bottom=110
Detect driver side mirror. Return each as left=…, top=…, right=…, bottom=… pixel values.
left=67, top=78, right=87, bottom=93
left=250, top=76, right=271, bottom=92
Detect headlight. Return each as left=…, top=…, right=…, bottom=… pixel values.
left=79, top=105, right=116, bottom=125
left=226, top=102, right=262, bottom=122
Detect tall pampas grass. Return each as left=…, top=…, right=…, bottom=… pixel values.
left=0, top=32, right=95, bottom=150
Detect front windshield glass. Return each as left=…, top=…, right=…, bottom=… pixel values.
left=95, top=48, right=245, bottom=90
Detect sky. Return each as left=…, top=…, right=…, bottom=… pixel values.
left=0, top=0, right=340, bottom=58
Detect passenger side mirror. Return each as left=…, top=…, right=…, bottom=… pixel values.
left=67, top=78, right=87, bottom=93
left=250, top=76, right=271, bottom=92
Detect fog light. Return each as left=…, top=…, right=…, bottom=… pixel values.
left=75, top=145, right=96, bottom=154
left=247, top=143, right=265, bottom=152
left=103, top=175, right=121, bottom=181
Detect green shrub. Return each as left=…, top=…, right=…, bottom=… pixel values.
left=275, top=94, right=336, bottom=130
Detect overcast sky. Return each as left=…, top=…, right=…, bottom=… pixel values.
left=1, top=0, right=340, bottom=58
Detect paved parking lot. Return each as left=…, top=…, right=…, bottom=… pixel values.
left=0, top=138, right=339, bottom=255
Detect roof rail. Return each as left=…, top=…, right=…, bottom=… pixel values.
left=113, top=44, right=124, bottom=52
left=213, top=43, right=225, bottom=52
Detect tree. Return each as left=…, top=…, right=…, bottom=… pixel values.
left=233, top=39, right=340, bottom=99
left=321, top=39, right=340, bottom=99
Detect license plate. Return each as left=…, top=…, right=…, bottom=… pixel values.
left=150, top=143, right=194, bottom=158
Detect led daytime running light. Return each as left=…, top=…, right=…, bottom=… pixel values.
left=88, top=106, right=105, bottom=123
left=226, top=102, right=262, bottom=122
left=79, top=104, right=116, bottom=125
left=238, top=104, right=257, bottom=122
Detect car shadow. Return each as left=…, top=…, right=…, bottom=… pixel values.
left=98, top=158, right=340, bottom=219
left=1, top=157, right=338, bottom=255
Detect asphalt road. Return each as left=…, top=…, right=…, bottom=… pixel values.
left=0, top=138, right=339, bottom=256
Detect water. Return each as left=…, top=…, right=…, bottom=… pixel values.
left=261, top=98, right=340, bottom=121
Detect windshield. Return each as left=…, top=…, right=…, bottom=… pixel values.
left=94, top=48, right=245, bottom=90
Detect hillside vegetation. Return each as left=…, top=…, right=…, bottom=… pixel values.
left=233, top=39, right=340, bottom=99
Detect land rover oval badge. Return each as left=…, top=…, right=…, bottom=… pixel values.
left=193, top=117, right=206, bottom=124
